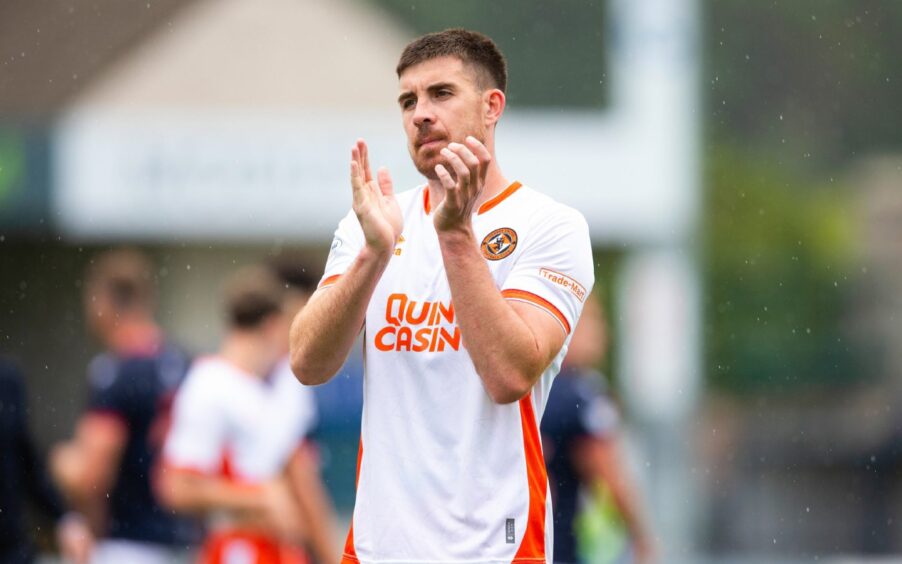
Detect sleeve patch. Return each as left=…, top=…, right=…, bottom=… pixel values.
left=539, top=268, right=587, bottom=302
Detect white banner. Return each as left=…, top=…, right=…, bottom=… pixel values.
left=53, top=108, right=693, bottom=244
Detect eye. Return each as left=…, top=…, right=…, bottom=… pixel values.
left=436, top=89, right=452, bottom=99
left=401, top=97, right=416, bottom=110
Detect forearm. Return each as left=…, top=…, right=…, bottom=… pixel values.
left=158, top=470, right=262, bottom=516
left=289, top=247, right=390, bottom=385
left=602, top=470, right=652, bottom=544
left=590, top=440, right=653, bottom=545
left=288, top=448, right=339, bottom=563
left=50, top=442, right=116, bottom=503
left=438, top=228, right=546, bottom=403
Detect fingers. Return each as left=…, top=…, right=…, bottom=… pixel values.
left=350, top=159, right=363, bottom=201
left=464, top=135, right=491, bottom=163
left=440, top=146, right=471, bottom=186
left=464, top=135, right=491, bottom=184
left=435, top=164, right=455, bottom=190
left=357, top=139, right=373, bottom=183
left=434, top=164, right=458, bottom=209
left=442, top=142, right=482, bottom=203
left=377, top=167, right=394, bottom=197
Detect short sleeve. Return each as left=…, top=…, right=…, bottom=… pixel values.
left=85, top=354, right=129, bottom=420
left=319, top=209, right=365, bottom=289
left=576, top=392, right=619, bottom=440
left=501, top=206, right=594, bottom=335
left=163, top=370, right=227, bottom=474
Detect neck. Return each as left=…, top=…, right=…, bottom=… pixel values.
left=426, top=156, right=509, bottom=213
left=219, top=333, right=276, bottom=379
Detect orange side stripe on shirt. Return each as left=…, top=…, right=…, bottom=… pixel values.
left=342, top=440, right=363, bottom=563
left=319, top=274, right=341, bottom=289
left=513, top=393, right=547, bottom=562
left=501, top=289, right=571, bottom=334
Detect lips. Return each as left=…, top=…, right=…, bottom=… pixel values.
left=417, top=135, right=445, bottom=150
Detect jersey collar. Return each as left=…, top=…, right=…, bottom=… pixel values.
left=422, top=181, right=523, bottom=216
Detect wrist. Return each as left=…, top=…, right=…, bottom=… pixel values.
left=436, top=225, right=476, bottom=247
left=359, top=244, right=394, bottom=267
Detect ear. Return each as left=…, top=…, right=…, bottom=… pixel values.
left=483, top=89, right=506, bottom=127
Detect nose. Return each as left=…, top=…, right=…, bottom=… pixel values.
left=412, top=99, right=435, bottom=128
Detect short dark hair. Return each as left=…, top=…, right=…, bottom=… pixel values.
left=84, top=248, right=155, bottom=312
left=269, top=254, right=318, bottom=295
left=223, top=266, right=284, bottom=329
left=397, top=28, right=507, bottom=93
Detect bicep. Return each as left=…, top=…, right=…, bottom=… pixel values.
left=509, top=299, right=568, bottom=370
left=76, top=413, right=129, bottom=486
left=501, top=210, right=595, bottom=365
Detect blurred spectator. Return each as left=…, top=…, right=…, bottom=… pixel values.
left=541, top=293, right=654, bottom=564
left=50, top=249, right=199, bottom=563
left=270, top=255, right=341, bottom=563
left=159, top=265, right=337, bottom=564
left=0, top=356, right=93, bottom=564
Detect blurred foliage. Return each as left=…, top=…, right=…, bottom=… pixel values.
left=702, top=1, right=899, bottom=392
left=706, top=0, right=902, bottom=162
left=368, top=0, right=609, bottom=108
left=704, top=146, right=860, bottom=392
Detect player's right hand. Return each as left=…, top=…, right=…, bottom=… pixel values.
left=351, top=139, right=403, bottom=256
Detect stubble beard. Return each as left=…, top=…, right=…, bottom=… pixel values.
left=409, top=127, right=487, bottom=181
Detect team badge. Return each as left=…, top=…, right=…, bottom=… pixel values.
left=480, top=227, right=518, bottom=261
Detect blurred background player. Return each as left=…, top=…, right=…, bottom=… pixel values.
left=50, top=248, right=199, bottom=563
left=0, top=356, right=93, bottom=564
left=269, top=255, right=341, bottom=564
left=541, top=292, right=655, bottom=564
left=160, top=264, right=338, bottom=564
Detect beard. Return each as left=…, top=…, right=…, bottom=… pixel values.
left=408, top=125, right=487, bottom=180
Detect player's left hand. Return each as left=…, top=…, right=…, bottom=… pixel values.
left=433, top=136, right=491, bottom=233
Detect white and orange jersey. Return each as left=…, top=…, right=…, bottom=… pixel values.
left=163, top=356, right=317, bottom=484
left=322, top=182, right=594, bottom=564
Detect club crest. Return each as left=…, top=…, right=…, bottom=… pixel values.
left=481, top=228, right=518, bottom=261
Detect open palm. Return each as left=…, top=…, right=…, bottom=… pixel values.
left=351, top=139, right=403, bottom=253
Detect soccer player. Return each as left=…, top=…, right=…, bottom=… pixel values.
left=541, top=293, right=655, bottom=564
left=289, top=28, right=595, bottom=563
left=51, top=249, right=199, bottom=563
left=160, top=265, right=335, bottom=564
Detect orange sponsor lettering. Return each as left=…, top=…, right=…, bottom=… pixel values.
left=375, top=294, right=460, bottom=353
